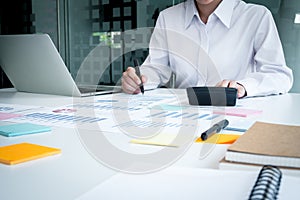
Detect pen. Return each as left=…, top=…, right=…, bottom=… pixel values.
left=134, top=59, right=144, bottom=95
left=200, top=119, right=229, bottom=141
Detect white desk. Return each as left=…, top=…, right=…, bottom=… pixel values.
left=0, top=89, right=300, bottom=200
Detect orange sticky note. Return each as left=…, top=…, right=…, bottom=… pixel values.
left=195, top=134, right=241, bottom=144
left=0, top=143, right=61, bottom=165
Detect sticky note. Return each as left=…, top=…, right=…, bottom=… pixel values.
left=130, top=133, right=193, bottom=147
left=0, top=123, right=51, bottom=137
left=0, top=112, right=22, bottom=120
left=152, top=104, right=187, bottom=111
left=130, top=133, right=240, bottom=147
left=213, top=108, right=262, bottom=117
left=195, top=134, right=241, bottom=144
left=0, top=143, right=61, bottom=165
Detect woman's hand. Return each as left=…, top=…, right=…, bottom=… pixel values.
left=121, top=67, right=147, bottom=94
left=216, top=80, right=247, bottom=98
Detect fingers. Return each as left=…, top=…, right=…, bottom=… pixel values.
left=122, top=67, right=139, bottom=94
left=216, top=80, right=230, bottom=87
left=216, top=80, right=237, bottom=88
left=141, top=75, right=147, bottom=85
left=216, top=80, right=246, bottom=98
left=236, top=82, right=246, bottom=98
left=121, top=67, right=147, bottom=94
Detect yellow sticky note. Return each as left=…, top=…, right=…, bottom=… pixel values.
left=130, top=133, right=193, bottom=147
left=195, top=134, right=240, bottom=144
left=0, top=143, right=61, bottom=165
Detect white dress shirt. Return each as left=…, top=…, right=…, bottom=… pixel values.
left=140, top=0, right=293, bottom=97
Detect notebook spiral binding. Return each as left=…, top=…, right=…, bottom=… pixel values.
left=248, top=165, right=282, bottom=200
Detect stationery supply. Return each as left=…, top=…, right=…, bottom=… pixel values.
left=134, top=59, right=144, bottom=95
left=248, top=165, right=282, bottom=200
left=0, top=143, right=61, bottom=165
left=224, top=121, right=300, bottom=168
left=129, top=119, right=232, bottom=147
left=186, top=87, right=237, bottom=106
left=200, top=119, right=229, bottom=140
left=195, top=133, right=240, bottom=144
left=130, top=133, right=192, bottom=147
left=0, top=112, right=22, bottom=120
left=130, top=133, right=240, bottom=147
left=213, top=107, right=263, bottom=117
left=0, top=123, right=51, bottom=137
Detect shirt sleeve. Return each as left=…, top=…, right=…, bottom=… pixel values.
left=237, top=9, right=293, bottom=97
left=140, top=12, right=173, bottom=89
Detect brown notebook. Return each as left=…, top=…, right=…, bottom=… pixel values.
left=224, top=121, right=300, bottom=168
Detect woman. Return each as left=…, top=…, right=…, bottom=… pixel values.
left=121, top=0, right=293, bottom=98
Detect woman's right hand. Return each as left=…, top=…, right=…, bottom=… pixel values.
left=121, top=67, right=147, bottom=94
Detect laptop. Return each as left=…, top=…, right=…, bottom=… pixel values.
left=0, top=34, right=120, bottom=97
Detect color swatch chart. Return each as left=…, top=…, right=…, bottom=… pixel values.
left=148, top=111, right=220, bottom=121
left=90, top=99, right=222, bottom=134
left=6, top=111, right=107, bottom=129
left=71, top=103, right=141, bottom=112
left=1, top=91, right=222, bottom=133
left=88, top=91, right=181, bottom=110
left=0, top=106, right=13, bottom=112
left=24, top=112, right=106, bottom=123
left=0, top=104, right=109, bottom=129
left=0, top=103, right=42, bottom=114
left=113, top=119, right=198, bottom=129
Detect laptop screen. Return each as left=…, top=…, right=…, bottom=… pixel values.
left=0, top=34, right=119, bottom=97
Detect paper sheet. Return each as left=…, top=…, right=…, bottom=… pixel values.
left=77, top=166, right=300, bottom=200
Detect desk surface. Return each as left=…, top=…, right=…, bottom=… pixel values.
left=0, top=89, right=300, bottom=200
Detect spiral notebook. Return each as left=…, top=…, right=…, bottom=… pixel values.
left=248, top=165, right=282, bottom=200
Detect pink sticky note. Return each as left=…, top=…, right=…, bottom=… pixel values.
left=213, top=108, right=262, bottom=117
left=0, top=112, right=22, bottom=120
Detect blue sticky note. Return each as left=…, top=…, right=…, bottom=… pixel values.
left=0, top=123, right=51, bottom=137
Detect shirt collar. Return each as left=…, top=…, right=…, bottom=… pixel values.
left=185, top=0, right=199, bottom=29
left=214, top=0, right=237, bottom=28
left=185, top=0, right=238, bottom=29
